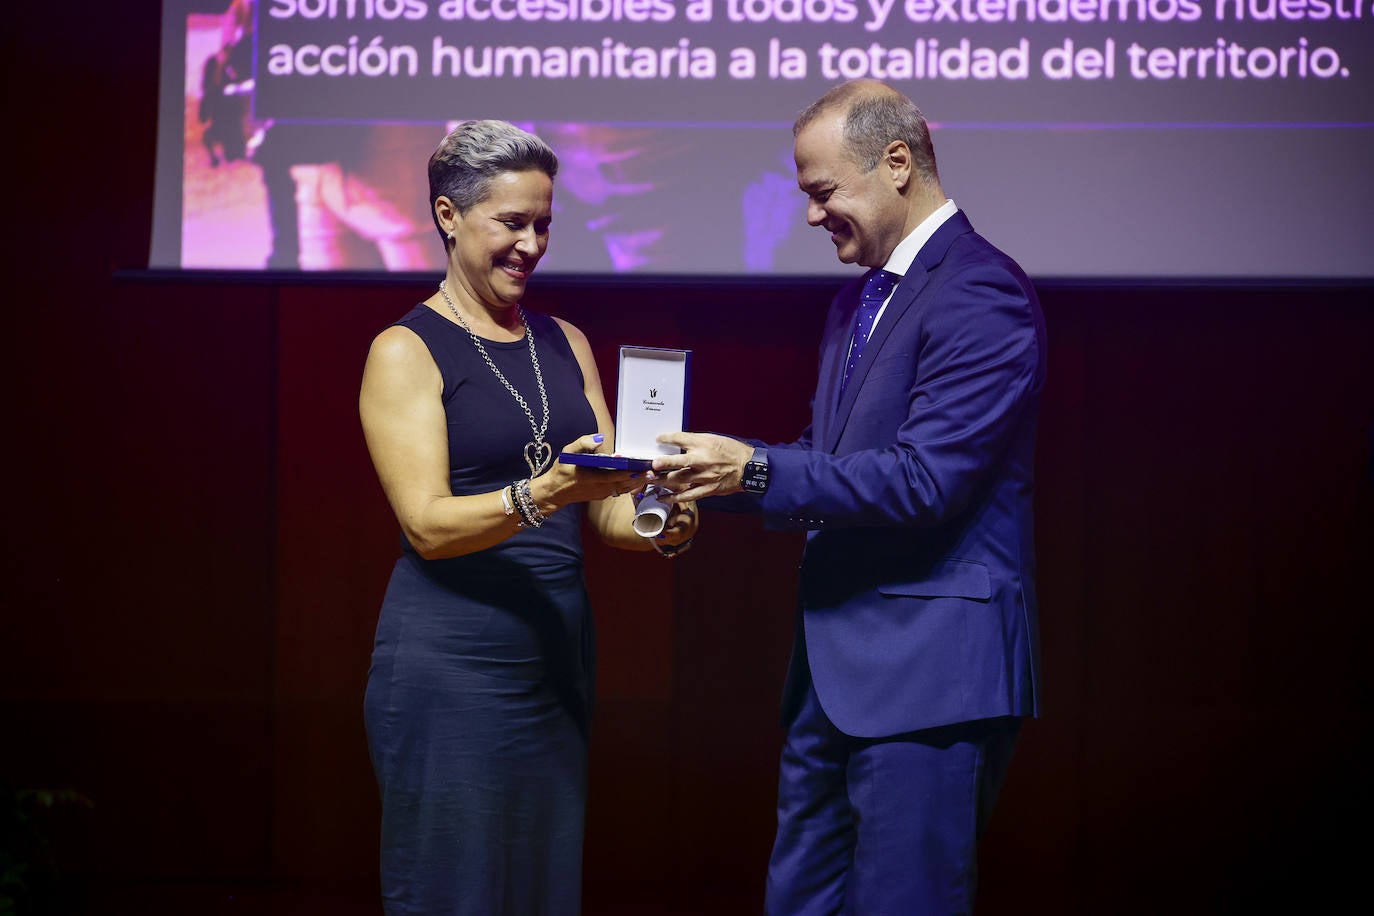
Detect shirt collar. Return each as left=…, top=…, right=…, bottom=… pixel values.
left=883, top=199, right=957, bottom=278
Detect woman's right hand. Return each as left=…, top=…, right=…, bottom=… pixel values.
left=529, top=433, right=644, bottom=513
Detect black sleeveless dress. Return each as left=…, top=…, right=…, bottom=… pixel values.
left=363, top=304, right=599, bottom=915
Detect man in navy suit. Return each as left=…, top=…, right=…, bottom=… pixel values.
left=652, top=79, right=1046, bottom=914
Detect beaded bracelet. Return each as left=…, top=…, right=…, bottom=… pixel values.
left=511, top=479, right=535, bottom=528
left=512, top=478, right=547, bottom=529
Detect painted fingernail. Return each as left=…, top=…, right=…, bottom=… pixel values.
left=593, top=434, right=605, bottom=443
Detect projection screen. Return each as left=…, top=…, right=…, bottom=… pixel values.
left=151, top=0, right=1374, bottom=278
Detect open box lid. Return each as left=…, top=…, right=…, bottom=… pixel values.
left=559, top=346, right=691, bottom=470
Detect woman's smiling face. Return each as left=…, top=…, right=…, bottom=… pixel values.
left=451, top=169, right=554, bottom=308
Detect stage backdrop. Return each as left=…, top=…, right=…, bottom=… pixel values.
left=3, top=1, right=1372, bottom=914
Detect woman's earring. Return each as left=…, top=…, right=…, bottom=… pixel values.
left=446, top=230, right=454, bottom=240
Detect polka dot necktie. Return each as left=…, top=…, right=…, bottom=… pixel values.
left=841, top=268, right=901, bottom=395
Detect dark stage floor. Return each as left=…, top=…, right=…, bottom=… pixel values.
left=59, top=880, right=762, bottom=915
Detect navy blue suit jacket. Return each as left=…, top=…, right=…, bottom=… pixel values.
left=740, top=211, right=1046, bottom=738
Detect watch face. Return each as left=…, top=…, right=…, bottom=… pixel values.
left=742, top=447, right=769, bottom=492
left=743, top=461, right=769, bottom=492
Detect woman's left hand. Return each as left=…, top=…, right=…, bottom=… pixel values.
left=655, top=498, right=698, bottom=548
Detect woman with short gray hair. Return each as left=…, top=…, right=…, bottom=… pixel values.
left=359, top=119, right=697, bottom=914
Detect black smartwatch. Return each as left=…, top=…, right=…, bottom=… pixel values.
left=741, top=447, right=770, bottom=494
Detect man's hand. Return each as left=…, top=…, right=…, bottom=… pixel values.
left=651, top=432, right=753, bottom=502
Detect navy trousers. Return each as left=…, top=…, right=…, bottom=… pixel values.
left=766, top=679, right=1020, bottom=916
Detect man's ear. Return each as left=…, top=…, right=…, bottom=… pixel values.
left=885, top=141, right=912, bottom=191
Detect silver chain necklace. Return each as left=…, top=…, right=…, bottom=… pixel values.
left=438, top=280, right=552, bottom=476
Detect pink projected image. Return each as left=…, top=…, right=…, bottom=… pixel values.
left=182, top=1, right=442, bottom=271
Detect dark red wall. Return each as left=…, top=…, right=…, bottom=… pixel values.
left=4, top=3, right=1372, bottom=914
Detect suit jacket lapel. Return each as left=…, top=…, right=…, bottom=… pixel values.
left=822, top=211, right=974, bottom=454
left=812, top=281, right=856, bottom=450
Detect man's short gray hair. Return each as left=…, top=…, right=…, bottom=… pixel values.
left=794, top=81, right=940, bottom=185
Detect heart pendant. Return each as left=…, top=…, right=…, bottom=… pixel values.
left=524, top=441, right=553, bottom=476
